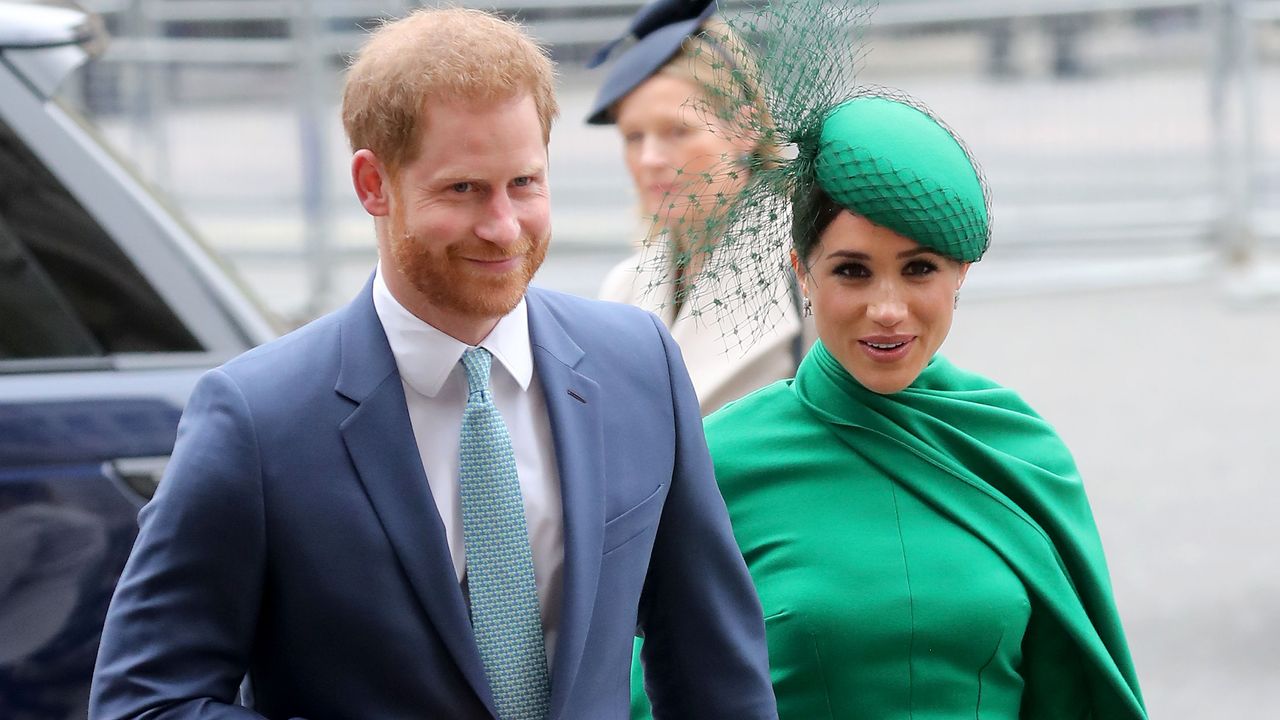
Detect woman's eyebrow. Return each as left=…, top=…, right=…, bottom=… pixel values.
left=897, top=247, right=940, bottom=259
left=824, top=250, right=871, bottom=261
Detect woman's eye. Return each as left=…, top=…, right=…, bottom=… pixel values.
left=833, top=262, right=870, bottom=278
left=904, top=260, right=939, bottom=276
left=623, top=132, right=642, bottom=145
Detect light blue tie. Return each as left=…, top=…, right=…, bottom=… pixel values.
left=458, top=348, right=551, bottom=720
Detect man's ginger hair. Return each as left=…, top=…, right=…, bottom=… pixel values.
left=342, top=7, right=559, bottom=174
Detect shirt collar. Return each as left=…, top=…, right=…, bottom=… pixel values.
left=372, top=265, right=533, bottom=398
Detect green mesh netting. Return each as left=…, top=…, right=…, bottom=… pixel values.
left=632, top=0, right=991, bottom=353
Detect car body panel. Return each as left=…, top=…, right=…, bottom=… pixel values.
left=0, top=3, right=274, bottom=716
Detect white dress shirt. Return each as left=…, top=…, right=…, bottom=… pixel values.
left=372, top=267, right=564, bottom=662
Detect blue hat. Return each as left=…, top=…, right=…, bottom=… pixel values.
left=585, top=0, right=718, bottom=125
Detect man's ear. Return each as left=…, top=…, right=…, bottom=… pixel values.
left=352, top=149, right=392, bottom=217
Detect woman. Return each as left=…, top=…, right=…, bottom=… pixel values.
left=587, top=0, right=809, bottom=415
left=628, top=2, right=1147, bottom=717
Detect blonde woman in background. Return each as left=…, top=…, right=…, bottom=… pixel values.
left=588, top=0, right=811, bottom=415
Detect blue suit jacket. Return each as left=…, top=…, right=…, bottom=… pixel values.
left=89, top=283, right=776, bottom=719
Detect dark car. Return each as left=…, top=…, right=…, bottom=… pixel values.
left=0, top=3, right=274, bottom=717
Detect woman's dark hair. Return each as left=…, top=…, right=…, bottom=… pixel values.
left=790, top=179, right=845, bottom=268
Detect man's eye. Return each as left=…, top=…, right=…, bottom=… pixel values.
left=833, top=262, right=869, bottom=278
left=451, top=182, right=473, bottom=193
left=904, top=260, right=939, bottom=276
left=513, top=176, right=532, bottom=187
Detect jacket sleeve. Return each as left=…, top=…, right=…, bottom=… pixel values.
left=632, top=314, right=778, bottom=720
left=89, top=369, right=270, bottom=719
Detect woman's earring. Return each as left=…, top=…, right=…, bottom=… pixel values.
left=953, top=292, right=960, bottom=309
left=803, top=297, right=813, bottom=317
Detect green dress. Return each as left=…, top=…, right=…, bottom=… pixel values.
left=631, top=342, right=1146, bottom=719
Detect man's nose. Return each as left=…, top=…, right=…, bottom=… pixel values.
left=474, top=192, right=520, bottom=246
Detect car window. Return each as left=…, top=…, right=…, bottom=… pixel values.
left=0, top=114, right=201, bottom=360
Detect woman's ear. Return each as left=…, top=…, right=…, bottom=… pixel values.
left=790, top=248, right=808, bottom=295
left=351, top=149, right=392, bottom=217
left=956, top=261, right=971, bottom=290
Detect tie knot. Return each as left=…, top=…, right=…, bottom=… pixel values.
left=460, top=347, right=493, bottom=398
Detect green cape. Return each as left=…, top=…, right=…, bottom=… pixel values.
left=785, top=342, right=1146, bottom=718
left=632, top=342, right=1146, bottom=718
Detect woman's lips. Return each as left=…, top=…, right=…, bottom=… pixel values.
left=857, top=336, right=915, bottom=362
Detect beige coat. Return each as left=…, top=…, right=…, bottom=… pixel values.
left=599, top=246, right=812, bottom=416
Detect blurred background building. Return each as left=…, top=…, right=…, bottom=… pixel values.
left=23, top=0, right=1280, bottom=716
left=55, top=0, right=1280, bottom=321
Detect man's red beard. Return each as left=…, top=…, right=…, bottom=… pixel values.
left=389, top=222, right=549, bottom=321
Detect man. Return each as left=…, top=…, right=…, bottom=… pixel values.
left=88, top=8, right=776, bottom=720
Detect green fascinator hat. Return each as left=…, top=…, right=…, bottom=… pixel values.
left=812, top=96, right=990, bottom=263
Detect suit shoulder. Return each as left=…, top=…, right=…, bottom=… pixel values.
left=215, top=308, right=343, bottom=391
left=222, top=308, right=340, bottom=370
left=528, top=286, right=660, bottom=336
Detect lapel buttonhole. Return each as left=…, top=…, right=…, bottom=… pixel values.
left=567, top=389, right=587, bottom=404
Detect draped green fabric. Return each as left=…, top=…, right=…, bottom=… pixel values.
left=631, top=342, right=1146, bottom=719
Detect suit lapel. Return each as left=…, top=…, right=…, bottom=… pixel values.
left=526, top=290, right=605, bottom=719
left=334, top=281, right=496, bottom=716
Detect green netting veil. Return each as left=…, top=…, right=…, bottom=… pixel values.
left=633, top=0, right=992, bottom=353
